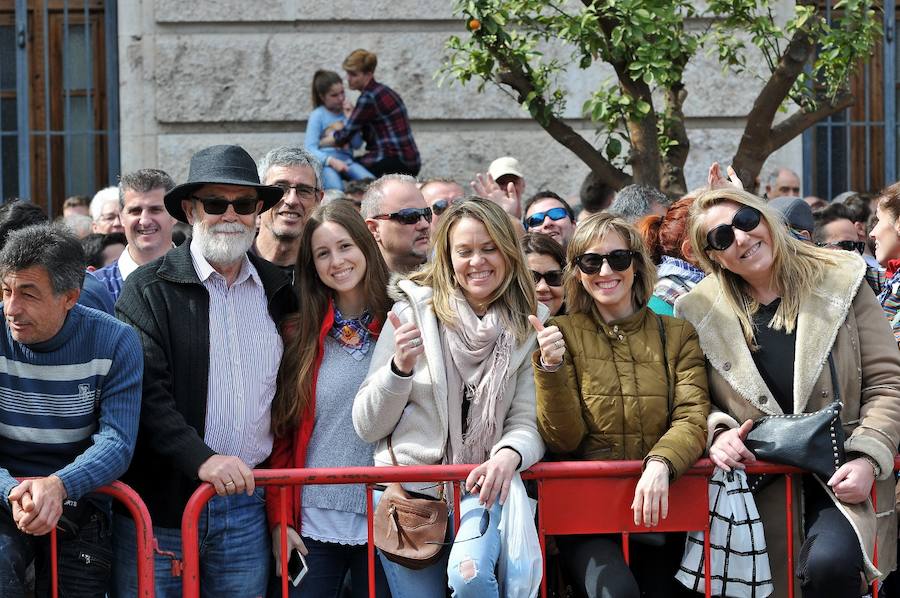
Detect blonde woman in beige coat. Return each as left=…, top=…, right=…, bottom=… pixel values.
left=353, top=198, right=546, bottom=598
left=677, top=188, right=900, bottom=597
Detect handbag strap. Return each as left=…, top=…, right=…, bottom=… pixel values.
left=656, top=315, right=673, bottom=421
left=827, top=352, right=841, bottom=404
left=387, top=434, right=400, bottom=466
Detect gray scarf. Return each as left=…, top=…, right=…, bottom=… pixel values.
left=443, top=293, right=515, bottom=464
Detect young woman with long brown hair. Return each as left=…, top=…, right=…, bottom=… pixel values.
left=266, top=200, right=391, bottom=597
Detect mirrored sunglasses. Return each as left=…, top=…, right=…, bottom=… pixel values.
left=431, top=197, right=462, bottom=216
left=191, top=196, right=259, bottom=215
left=524, top=207, right=569, bottom=229
left=372, top=207, right=433, bottom=225
left=705, top=206, right=762, bottom=251
left=531, top=269, right=564, bottom=287
left=574, top=250, right=635, bottom=274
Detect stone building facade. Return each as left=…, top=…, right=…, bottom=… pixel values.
left=118, top=0, right=802, bottom=202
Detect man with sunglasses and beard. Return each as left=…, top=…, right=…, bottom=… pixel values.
left=112, top=145, right=297, bottom=597
left=814, top=203, right=885, bottom=294
left=362, top=173, right=432, bottom=274
left=420, top=177, right=465, bottom=235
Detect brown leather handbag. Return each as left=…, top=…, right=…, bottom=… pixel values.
left=373, top=436, right=449, bottom=570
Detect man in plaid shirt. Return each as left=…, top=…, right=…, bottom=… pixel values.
left=332, top=49, right=421, bottom=177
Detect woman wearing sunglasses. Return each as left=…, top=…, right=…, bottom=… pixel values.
left=354, top=197, right=546, bottom=598
left=532, top=212, right=709, bottom=598
left=637, top=196, right=705, bottom=316
left=266, top=201, right=392, bottom=597
left=522, top=232, right=566, bottom=317
left=677, top=188, right=900, bottom=596
left=870, top=182, right=900, bottom=344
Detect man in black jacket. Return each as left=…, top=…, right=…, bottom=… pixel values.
left=112, top=145, right=297, bottom=597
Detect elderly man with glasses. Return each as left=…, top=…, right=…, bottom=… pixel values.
left=362, top=173, right=432, bottom=274
left=112, top=144, right=297, bottom=597
left=254, top=147, right=325, bottom=279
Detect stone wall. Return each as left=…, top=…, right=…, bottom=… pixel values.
left=118, top=0, right=803, bottom=202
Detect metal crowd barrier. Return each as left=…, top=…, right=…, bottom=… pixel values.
left=24, top=480, right=156, bottom=598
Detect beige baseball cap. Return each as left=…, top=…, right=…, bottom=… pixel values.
left=488, top=156, right=524, bottom=181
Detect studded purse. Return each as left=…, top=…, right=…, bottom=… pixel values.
left=744, top=354, right=845, bottom=482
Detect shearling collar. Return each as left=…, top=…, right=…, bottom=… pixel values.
left=675, top=253, right=866, bottom=414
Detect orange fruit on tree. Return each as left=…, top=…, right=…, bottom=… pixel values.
left=468, top=18, right=481, bottom=31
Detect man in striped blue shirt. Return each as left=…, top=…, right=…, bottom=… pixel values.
left=0, top=224, right=142, bottom=598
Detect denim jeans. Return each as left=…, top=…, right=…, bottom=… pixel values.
left=321, top=162, right=375, bottom=191
left=0, top=498, right=113, bottom=598
left=268, top=536, right=389, bottom=598
left=373, top=490, right=502, bottom=598
left=111, top=488, right=269, bottom=598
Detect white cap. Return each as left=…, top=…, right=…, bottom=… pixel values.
left=488, top=156, right=524, bottom=181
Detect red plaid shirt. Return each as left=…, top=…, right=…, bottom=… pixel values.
left=334, top=79, right=420, bottom=171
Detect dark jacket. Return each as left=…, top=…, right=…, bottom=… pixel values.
left=116, top=241, right=296, bottom=527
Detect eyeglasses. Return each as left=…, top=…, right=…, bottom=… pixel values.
left=191, top=196, right=260, bottom=215
left=574, top=250, right=635, bottom=274
left=372, top=207, right=433, bottom=225
left=524, top=207, right=569, bottom=229
left=427, top=507, right=490, bottom=546
left=704, top=206, right=762, bottom=251
left=531, top=269, right=564, bottom=287
left=820, top=240, right=865, bottom=254
left=431, top=198, right=462, bottom=216
left=272, top=182, right=321, bottom=200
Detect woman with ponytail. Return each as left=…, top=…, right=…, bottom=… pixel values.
left=637, top=196, right=705, bottom=315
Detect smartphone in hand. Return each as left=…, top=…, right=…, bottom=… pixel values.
left=288, top=549, right=308, bottom=588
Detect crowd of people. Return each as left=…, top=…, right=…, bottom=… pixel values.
left=1, top=46, right=900, bottom=598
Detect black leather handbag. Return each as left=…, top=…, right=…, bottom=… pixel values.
left=744, top=353, right=846, bottom=483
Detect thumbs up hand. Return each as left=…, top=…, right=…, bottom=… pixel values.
left=388, top=312, right=424, bottom=376
left=528, top=315, right=566, bottom=367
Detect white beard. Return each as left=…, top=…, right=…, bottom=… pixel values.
left=192, top=220, right=256, bottom=266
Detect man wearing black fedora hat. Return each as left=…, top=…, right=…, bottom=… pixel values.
left=113, top=145, right=297, bottom=596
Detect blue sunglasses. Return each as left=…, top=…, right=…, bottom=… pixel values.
left=524, top=207, right=569, bottom=229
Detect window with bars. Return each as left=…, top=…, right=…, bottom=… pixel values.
left=0, top=0, right=118, bottom=216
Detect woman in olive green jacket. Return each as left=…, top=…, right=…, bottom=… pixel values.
left=531, top=213, right=709, bottom=598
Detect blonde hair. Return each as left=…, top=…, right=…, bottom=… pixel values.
left=342, top=49, right=377, bottom=73
left=687, top=188, right=837, bottom=347
left=564, top=212, right=657, bottom=316
left=407, top=197, right=536, bottom=343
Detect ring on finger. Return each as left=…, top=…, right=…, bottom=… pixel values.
left=554, top=339, right=562, bottom=349
left=409, top=337, right=422, bottom=347
left=225, top=480, right=235, bottom=487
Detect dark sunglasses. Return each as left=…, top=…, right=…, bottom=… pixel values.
left=372, top=207, right=433, bottom=225
left=574, top=250, right=635, bottom=274
left=531, top=269, right=564, bottom=287
left=821, top=240, right=866, bottom=254
left=191, top=195, right=259, bottom=216
left=428, top=507, right=490, bottom=546
left=704, top=206, right=762, bottom=251
left=524, top=207, right=569, bottom=229
left=431, top=198, right=462, bottom=216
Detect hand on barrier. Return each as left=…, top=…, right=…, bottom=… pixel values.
left=528, top=315, right=565, bottom=367
left=466, top=447, right=521, bottom=509
left=709, top=419, right=756, bottom=472
left=828, top=457, right=875, bottom=504
left=470, top=172, right=520, bottom=217
left=198, top=455, right=255, bottom=497
left=388, top=312, right=423, bottom=376
left=632, top=460, right=669, bottom=527
left=9, top=475, right=66, bottom=536
left=272, top=525, right=307, bottom=576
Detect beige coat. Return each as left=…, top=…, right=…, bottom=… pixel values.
left=353, top=278, right=546, bottom=496
left=676, top=253, right=900, bottom=590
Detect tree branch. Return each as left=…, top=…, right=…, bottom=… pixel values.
left=766, top=92, right=854, bottom=153
left=496, top=69, right=630, bottom=188
left=660, top=84, right=690, bottom=198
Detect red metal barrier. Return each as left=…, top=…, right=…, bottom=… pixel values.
left=181, top=461, right=723, bottom=598
left=17, top=480, right=156, bottom=598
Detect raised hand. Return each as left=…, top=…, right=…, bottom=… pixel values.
left=388, top=312, right=424, bottom=375
left=528, top=314, right=566, bottom=367
left=470, top=172, right=521, bottom=218
left=707, top=162, right=744, bottom=191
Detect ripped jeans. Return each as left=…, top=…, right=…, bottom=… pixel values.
left=373, top=490, right=503, bottom=598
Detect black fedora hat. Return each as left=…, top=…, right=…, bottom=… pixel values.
left=164, top=145, right=284, bottom=223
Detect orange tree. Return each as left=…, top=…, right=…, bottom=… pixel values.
left=444, top=0, right=882, bottom=196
